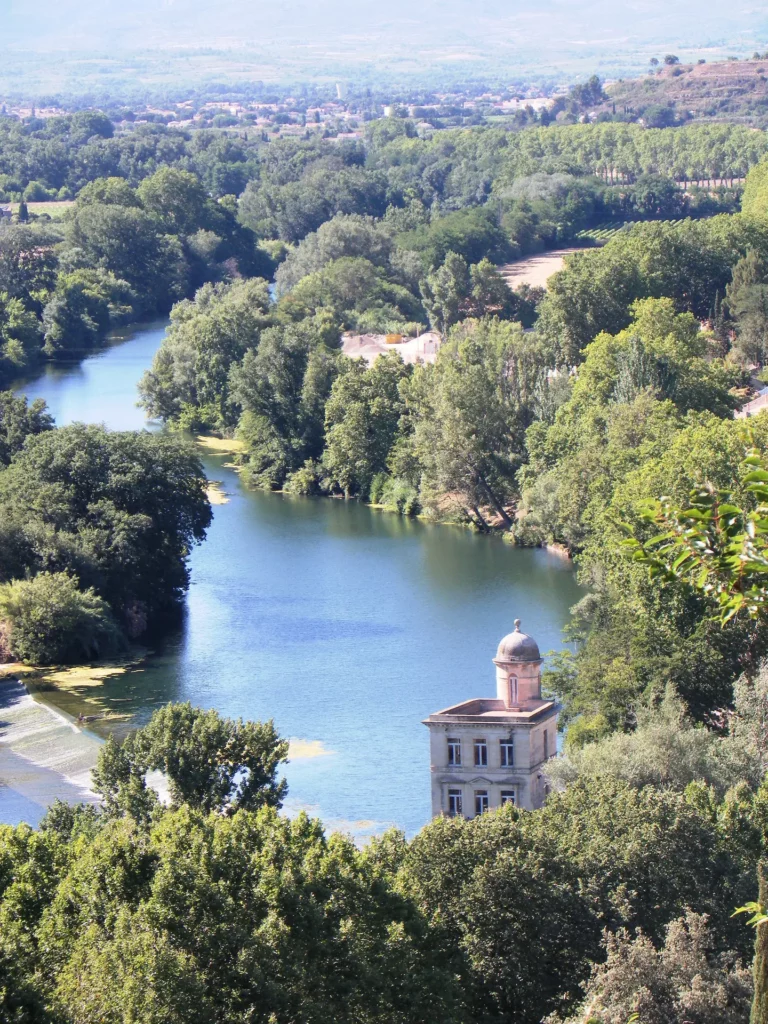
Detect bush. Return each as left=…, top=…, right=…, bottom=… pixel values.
left=0, top=571, right=121, bottom=664
left=369, top=472, right=388, bottom=504
left=22, top=180, right=55, bottom=202
left=556, top=911, right=752, bottom=1024
left=283, top=459, right=324, bottom=495
left=378, top=475, right=421, bottom=515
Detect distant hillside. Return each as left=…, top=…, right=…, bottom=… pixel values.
left=603, top=59, right=768, bottom=127
left=4, top=0, right=768, bottom=95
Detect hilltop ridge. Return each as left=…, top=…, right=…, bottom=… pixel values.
left=603, top=59, right=768, bottom=127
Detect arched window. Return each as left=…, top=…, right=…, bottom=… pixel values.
left=509, top=675, right=518, bottom=704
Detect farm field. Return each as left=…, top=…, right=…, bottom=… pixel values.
left=12, top=200, right=74, bottom=218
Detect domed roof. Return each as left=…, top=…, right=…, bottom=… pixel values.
left=495, top=620, right=541, bottom=663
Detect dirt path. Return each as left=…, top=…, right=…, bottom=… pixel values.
left=499, top=248, right=583, bottom=290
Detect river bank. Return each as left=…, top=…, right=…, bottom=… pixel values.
left=8, top=318, right=582, bottom=836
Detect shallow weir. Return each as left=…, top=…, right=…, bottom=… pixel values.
left=0, top=676, right=101, bottom=826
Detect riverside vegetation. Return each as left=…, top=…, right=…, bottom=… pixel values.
left=0, top=113, right=757, bottom=390
left=6, top=106, right=768, bottom=1023
left=0, top=393, right=212, bottom=662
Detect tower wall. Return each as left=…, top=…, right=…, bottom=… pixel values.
left=494, top=659, right=542, bottom=708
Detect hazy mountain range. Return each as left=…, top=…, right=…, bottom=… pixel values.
left=5, top=0, right=768, bottom=93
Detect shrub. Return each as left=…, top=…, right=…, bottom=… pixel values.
left=555, top=911, right=752, bottom=1024
left=369, top=472, right=388, bottom=504
left=0, top=571, right=122, bottom=664
left=283, top=459, right=324, bottom=495
left=378, top=475, right=421, bottom=515
left=22, top=180, right=54, bottom=202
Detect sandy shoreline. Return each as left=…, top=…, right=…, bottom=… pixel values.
left=498, top=248, right=583, bottom=290
left=0, top=677, right=102, bottom=827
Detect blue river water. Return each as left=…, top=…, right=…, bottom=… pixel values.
left=15, top=323, right=582, bottom=836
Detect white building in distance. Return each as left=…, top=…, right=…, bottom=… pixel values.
left=423, top=620, right=558, bottom=817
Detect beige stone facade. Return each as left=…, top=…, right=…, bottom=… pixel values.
left=423, top=621, right=558, bottom=816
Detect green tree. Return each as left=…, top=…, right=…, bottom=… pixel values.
left=0, top=292, right=43, bottom=382
left=623, top=443, right=768, bottom=622
left=2, top=806, right=462, bottom=1024
left=560, top=911, right=752, bottom=1024
left=281, top=256, right=422, bottom=332
left=420, top=252, right=470, bottom=337
left=752, top=861, right=768, bottom=1024
left=0, top=571, right=120, bottom=664
left=0, top=391, right=52, bottom=465
left=139, top=277, right=272, bottom=428
left=398, top=206, right=510, bottom=270
left=93, top=702, right=289, bottom=815
left=230, top=322, right=340, bottom=489
left=0, top=224, right=58, bottom=303
left=536, top=219, right=755, bottom=362
left=42, top=268, right=137, bottom=356
left=404, top=320, right=538, bottom=526
left=275, top=213, right=394, bottom=295
left=137, top=167, right=209, bottom=236
left=67, top=203, right=188, bottom=313
left=742, top=161, right=768, bottom=222
left=323, top=352, right=411, bottom=498
left=69, top=110, right=114, bottom=143
left=0, top=425, right=212, bottom=634
left=76, top=176, right=141, bottom=208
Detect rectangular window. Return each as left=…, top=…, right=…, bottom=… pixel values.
left=474, top=790, right=489, bottom=816
left=543, top=730, right=549, bottom=760
left=448, top=789, right=463, bottom=817
left=474, top=739, right=488, bottom=767
left=500, top=738, right=514, bottom=767
left=447, top=738, right=461, bottom=766
left=501, top=790, right=516, bottom=807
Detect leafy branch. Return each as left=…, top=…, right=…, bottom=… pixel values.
left=621, top=447, right=768, bottom=622
left=733, top=901, right=768, bottom=928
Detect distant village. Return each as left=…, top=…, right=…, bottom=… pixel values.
left=0, top=84, right=566, bottom=142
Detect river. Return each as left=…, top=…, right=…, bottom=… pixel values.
left=13, top=321, right=582, bottom=836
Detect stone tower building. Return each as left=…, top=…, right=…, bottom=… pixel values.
left=423, top=620, right=558, bottom=817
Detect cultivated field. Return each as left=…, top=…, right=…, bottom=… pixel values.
left=13, top=200, right=75, bottom=219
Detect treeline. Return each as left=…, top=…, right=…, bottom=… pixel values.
left=0, top=694, right=763, bottom=1024
left=516, top=181, right=768, bottom=735
left=0, top=112, right=762, bottom=205
left=238, top=121, right=748, bottom=244
left=0, top=115, right=759, bottom=390
left=0, top=111, right=260, bottom=198
left=0, top=167, right=269, bottom=387
left=138, top=242, right=539, bottom=516
left=140, top=209, right=763, bottom=521
left=0, top=394, right=211, bottom=663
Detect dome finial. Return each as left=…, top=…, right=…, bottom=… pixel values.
left=514, top=618, right=521, bottom=631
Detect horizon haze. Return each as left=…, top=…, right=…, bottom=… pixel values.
left=6, top=0, right=768, bottom=94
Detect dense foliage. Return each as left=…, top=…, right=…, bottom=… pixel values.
left=0, top=698, right=765, bottom=1024
left=0, top=166, right=268, bottom=387
left=0, top=113, right=758, bottom=389
left=0, top=404, right=212, bottom=662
